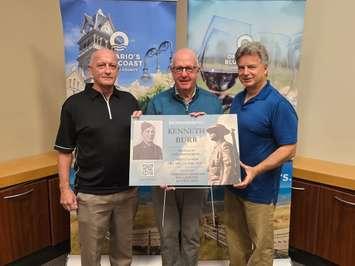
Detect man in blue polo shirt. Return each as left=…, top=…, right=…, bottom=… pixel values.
left=54, top=48, right=140, bottom=266
left=226, top=42, right=298, bottom=266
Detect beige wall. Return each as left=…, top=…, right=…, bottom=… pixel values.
left=296, top=0, right=355, bottom=165
left=0, top=0, right=354, bottom=166
left=0, top=1, right=65, bottom=162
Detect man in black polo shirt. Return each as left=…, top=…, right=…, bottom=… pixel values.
left=54, top=48, right=140, bottom=266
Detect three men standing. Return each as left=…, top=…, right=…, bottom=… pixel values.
left=55, top=42, right=297, bottom=266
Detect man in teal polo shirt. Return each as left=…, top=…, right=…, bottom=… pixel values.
left=146, top=48, right=223, bottom=266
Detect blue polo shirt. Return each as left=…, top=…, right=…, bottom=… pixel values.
left=229, top=81, right=297, bottom=204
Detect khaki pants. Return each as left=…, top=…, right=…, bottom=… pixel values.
left=224, top=189, right=275, bottom=266
left=77, top=188, right=138, bottom=266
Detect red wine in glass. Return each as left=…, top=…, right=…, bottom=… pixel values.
left=201, top=70, right=238, bottom=92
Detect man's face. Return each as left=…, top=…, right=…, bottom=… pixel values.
left=89, top=50, right=118, bottom=89
left=208, top=132, right=217, bottom=141
left=171, top=52, right=199, bottom=94
left=142, top=126, right=155, bottom=144
left=237, top=54, right=267, bottom=90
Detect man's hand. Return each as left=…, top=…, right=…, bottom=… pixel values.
left=189, top=112, right=206, bottom=117
left=233, top=144, right=297, bottom=189
left=160, top=184, right=176, bottom=191
left=60, top=187, right=78, bottom=211
left=233, top=161, right=258, bottom=189
left=132, top=110, right=143, bottom=118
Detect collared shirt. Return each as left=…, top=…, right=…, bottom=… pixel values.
left=132, top=141, right=163, bottom=160
left=146, top=86, right=222, bottom=115
left=174, top=86, right=197, bottom=104
left=229, top=81, right=298, bottom=204
left=54, top=83, right=139, bottom=194
left=145, top=86, right=223, bottom=189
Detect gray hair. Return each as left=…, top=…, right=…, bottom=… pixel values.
left=235, top=41, right=269, bottom=65
left=89, top=48, right=118, bottom=66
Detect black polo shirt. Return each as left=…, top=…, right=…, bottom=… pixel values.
left=54, top=83, right=139, bottom=194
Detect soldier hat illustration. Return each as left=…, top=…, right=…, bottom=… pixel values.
left=206, top=124, right=230, bottom=136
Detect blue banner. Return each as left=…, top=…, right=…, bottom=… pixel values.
left=61, top=0, right=176, bottom=106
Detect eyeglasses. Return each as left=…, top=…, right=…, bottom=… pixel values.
left=171, top=66, right=199, bottom=74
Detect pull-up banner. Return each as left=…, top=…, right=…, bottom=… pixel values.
left=188, top=0, right=306, bottom=260
left=60, top=0, right=176, bottom=255
left=61, top=0, right=176, bottom=101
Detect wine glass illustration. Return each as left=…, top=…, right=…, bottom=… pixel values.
left=287, top=32, right=303, bottom=107
left=139, top=47, right=158, bottom=87
left=288, top=32, right=302, bottom=73
left=256, top=32, right=296, bottom=105
left=257, top=32, right=291, bottom=69
left=139, top=41, right=173, bottom=87
left=198, top=16, right=252, bottom=110
left=157, top=40, right=173, bottom=71
left=200, top=29, right=237, bottom=89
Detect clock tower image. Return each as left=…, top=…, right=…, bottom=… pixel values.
left=65, top=9, right=117, bottom=96
left=77, top=9, right=116, bottom=82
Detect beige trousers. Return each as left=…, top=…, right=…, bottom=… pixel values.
left=77, top=188, right=138, bottom=266
left=224, top=189, right=275, bottom=266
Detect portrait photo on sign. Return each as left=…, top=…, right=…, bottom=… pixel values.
left=132, top=120, right=163, bottom=161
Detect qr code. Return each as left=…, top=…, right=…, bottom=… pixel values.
left=142, top=162, right=154, bottom=176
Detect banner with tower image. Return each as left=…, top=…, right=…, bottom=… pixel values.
left=188, top=0, right=306, bottom=260
left=60, top=0, right=176, bottom=255
left=61, top=0, right=176, bottom=110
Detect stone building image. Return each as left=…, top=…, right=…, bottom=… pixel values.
left=65, top=9, right=116, bottom=96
